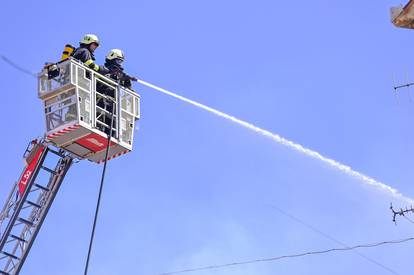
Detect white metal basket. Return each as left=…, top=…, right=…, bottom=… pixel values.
left=38, top=59, right=140, bottom=163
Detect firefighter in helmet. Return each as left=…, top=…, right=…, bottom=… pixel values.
left=104, top=49, right=137, bottom=89
left=95, top=49, right=137, bottom=136
left=71, top=34, right=107, bottom=74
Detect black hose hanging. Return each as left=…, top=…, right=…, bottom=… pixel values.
left=83, top=97, right=115, bottom=275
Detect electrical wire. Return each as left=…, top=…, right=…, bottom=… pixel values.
left=157, top=237, right=414, bottom=275
left=0, top=54, right=37, bottom=77
left=268, top=204, right=400, bottom=275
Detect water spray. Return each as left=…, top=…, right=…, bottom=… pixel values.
left=137, top=79, right=413, bottom=204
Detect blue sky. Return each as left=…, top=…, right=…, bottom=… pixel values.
left=1, top=0, right=414, bottom=274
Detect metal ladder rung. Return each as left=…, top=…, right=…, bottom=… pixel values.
left=26, top=200, right=41, bottom=208
left=10, top=234, right=27, bottom=243
left=47, top=148, right=64, bottom=157
left=96, top=105, right=117, bottom=115
left=17, top=217, right=34, bottom=227
left=1, top=251, right=20, bottom=260
left=41, top=166, right=57, bottom=175
left=34, top=183, right=50, bottom=192
left=0, top=143, right=73, bottom=275
left=96, top=120, right=117, bottom=132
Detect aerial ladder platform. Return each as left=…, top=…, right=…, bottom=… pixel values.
left=0, top=58, right=140, bottom=274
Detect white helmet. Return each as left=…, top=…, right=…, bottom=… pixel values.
left=106, top=49, right=125, bottom=61
left=80, top=34, right=100, bottom=45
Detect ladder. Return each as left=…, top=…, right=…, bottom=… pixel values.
left=0, top=141, right=73, bottom=275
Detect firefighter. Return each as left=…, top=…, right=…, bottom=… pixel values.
left=71, top=34, right=107, bottom=74
left=96, top=49, right=137, bottom=136
left=104, top=49, right=137, bottom=89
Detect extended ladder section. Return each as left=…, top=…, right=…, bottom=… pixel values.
left=0, top=141, right=73, bottom=275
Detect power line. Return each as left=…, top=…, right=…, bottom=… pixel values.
left=157, top=237, right=414, bottom=275
left=0, top=54, right=37, bottom=77
left=268, top=204, right=400, bottom=275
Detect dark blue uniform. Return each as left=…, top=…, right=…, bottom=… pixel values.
left=71, top=45, right=108, bottom=74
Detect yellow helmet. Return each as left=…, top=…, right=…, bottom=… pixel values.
left=80, top=34, right=100, bottom=45
left=106, top=49, right=125, bottom=60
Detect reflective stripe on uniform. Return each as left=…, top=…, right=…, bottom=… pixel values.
left=84, top=60, right=99, bottom=71
left=84, top=59, right=94, bottom=66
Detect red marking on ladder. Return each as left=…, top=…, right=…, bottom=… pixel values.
left=18, top=146, right=45, bottom=196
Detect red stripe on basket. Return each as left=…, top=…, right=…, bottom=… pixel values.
left=47, top=124, right=80, bottom=140
left=97, top=149, right=130, bottom=164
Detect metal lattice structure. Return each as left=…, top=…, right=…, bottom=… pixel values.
left=0, top=141, right=73, bottom=275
